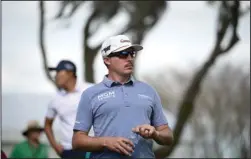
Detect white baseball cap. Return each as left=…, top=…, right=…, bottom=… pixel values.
left=101, top=35, right=143, bottom=57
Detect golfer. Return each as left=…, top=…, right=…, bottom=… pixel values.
left=44, top=60, right=93, bottom=158
left=72, top=35, right=174, bottom=158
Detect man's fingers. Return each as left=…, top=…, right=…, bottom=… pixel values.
left=122, top=138, right=134, bottom=148
left=148, top=128, right=155, bottom=136
left=132, top=127, right=137, bottom=132
left=133, top=125, right=149, bottom=133
left=140, top=127, right=149, bottom=136
left=144, top=129, right=150, bottom=137
left=117, top=143, right=131, bottom=156
left=114, top=147, right=122, bottom=154
left=133, top=125, right=156, bottom=138
left=120, top=141, right=134, bottom=154
left=137, top=126, right=156, bottom=138
left=140, top=127, right=146, bottom=134
left=117, top=144, right=129, bottom=155
left=133, top=127, right=140, bottom=133
left=141, top=129, right=150, bottom=138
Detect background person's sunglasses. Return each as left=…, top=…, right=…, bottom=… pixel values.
left=108, top=51, right=136, bottom=59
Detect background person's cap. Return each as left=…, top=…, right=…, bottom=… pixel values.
left=48, top=60, right=76, bottom=73
left=101, top=35, right=143, bottom=57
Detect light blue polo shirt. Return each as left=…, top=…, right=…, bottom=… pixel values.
left=74, top=76, right=168, bottom=158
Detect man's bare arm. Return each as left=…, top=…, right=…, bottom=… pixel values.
left=44, top=118, right=58, bottom=148
left=153, top=124, right=174, bottom=145
left=72, top=130, right=134, bottom=155
left=44, top=118, right=63, bottom=155
left=72, top=130, right=106, bottom=151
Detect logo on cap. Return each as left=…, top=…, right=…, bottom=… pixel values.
left=120, top=39, right=130, bottom=43
left=65, top=63, right=74, bottom=70
left=103, top=45, right=111, bottom=53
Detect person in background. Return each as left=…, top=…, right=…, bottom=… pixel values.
left=9, top=120, right=48, bottom=158
left=44, top=60, right=93, bottom=158
left=72, top=35, right=174, bottom=158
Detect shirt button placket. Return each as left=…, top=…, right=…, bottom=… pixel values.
left=123, top=86, right=130, bottom=107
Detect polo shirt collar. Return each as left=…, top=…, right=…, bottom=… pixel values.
left=103, top=75, right=135, bottom=87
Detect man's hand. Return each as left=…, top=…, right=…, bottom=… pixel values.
left=103, top=137, right=134, bottom=156
left=133, top=124, right=174, bottom=145
left=132, top=124, right=158, bottom=139
left=53, top=144, right=63, bottom=157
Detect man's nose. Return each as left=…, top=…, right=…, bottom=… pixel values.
left=127, top=54, right=134, bottom=60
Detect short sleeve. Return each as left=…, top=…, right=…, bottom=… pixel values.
left=151, top=91, right=168, bottom=127
left=45, top=100, right=57, bottom=119
left=73, top=91, right=93, bottom=132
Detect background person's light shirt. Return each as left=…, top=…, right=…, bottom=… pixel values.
left=46, top=81, right=94, bottom=150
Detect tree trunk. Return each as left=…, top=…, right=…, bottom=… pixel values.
left=84, top=47, right=97, bottom=83
left=81, top=9, right=100, bottom=83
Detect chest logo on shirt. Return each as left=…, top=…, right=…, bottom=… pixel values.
left=138, top=94, right=152, bottom=100
left=98, top=91, right=115, bottom=101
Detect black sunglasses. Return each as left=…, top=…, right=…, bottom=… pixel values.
left=108, top=51, right=137, bottom=59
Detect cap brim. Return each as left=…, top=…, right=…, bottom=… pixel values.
left=115, top=44, right=143, bottom=52
left=48, top=67, right=57, bottom=71
left=131, top=45, right=143, bottom=51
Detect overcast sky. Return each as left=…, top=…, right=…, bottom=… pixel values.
left=2, top=1, right=250, bottom=93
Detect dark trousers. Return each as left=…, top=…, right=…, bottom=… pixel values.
left=61, top=149, right=87, bottom=158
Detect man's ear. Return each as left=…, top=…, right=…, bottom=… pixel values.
left=103, top=57, right=111, bottom=65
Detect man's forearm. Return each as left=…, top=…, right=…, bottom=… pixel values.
left=45, top=127, right=58, bottom=148
left=153, top=128, right=174, bottom=145
left=72, top=131, right=106, bottom=152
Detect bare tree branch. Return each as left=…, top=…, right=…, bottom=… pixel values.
left=154, top=2, right=241, bottom=158
left=147, top=62, right=249, bottom=157
left=54, top=1, right=70, bottom=19
left=38, top=1, right=56, bottom=86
